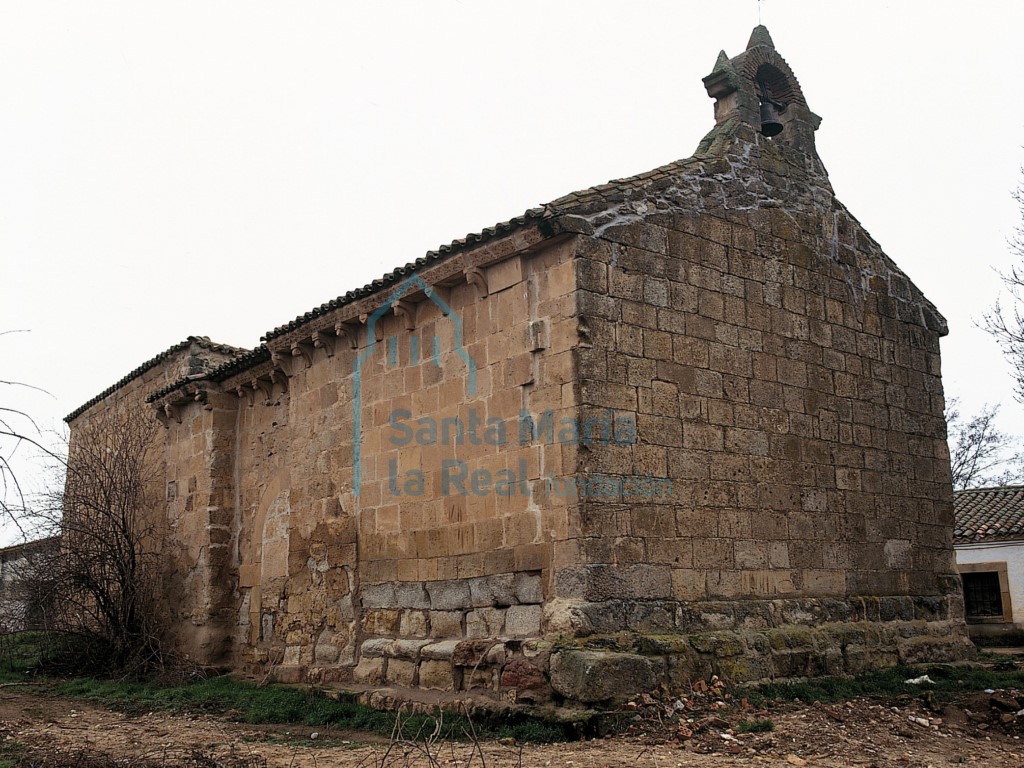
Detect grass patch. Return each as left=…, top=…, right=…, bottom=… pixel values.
left=747, top=664, right=1024, bottom=706
left=736, top=718, right=774, bottom=733
left=0, top=632, right=47, bottom=683
left=54, top=675, right=569, bottom=743
left=0, top=741, right=30, bottom=768
left=0, top=632, right=568, bottom=743
left=0, top=740, right=28, bottom=768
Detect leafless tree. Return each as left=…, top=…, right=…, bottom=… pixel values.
left=0, top=330, right=58, bottom=530
left=29, top=398, right=170, bottom=675
left=946, top=398, right=1023, bottom=490
left=983, top=171, right=1024, bottom=399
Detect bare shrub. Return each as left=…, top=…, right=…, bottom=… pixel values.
left=28, top=399, right=171, bottom=676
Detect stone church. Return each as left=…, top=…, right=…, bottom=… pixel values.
left=67, top=27, right=971, bottom=704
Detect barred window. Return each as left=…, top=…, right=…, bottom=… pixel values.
left=962, top=571, right=1003, bottom=618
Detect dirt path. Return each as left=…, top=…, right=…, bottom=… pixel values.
left=0, top=689, right=1022, bottom=767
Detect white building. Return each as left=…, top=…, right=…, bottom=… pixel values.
left=954, top=486, right=1024, bottom=639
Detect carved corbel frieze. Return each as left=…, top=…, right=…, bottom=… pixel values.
left=291, top=341, right=315, bottom=369
left=392, top=299, right=417, bottom=331
left=334, top=321, right=360, bottom=350
left=465, top=267, right=488, bottom=299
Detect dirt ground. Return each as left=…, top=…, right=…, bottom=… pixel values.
left=1, top=687, right=1023, bottom=768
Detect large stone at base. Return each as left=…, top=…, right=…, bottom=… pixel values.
left=549, top=650, right=659, bottom=703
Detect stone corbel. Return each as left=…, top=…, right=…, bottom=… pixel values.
left=270, top=350, right=295, bottom=378
left=253, top=378, right=274, bottom=401
left=270, top=369, right=289, bottom=395
left=334, top=322, right=359, bottom=350
left=465, top=267, right=488, bottom=299
left=312, top=330, right=336, bottom=357
left=360, top=312, right=385, bottom=343
left=425, top=284, right=450, bottom=306
left=236, top=385, right=256, bottom=408
left=163, top=403, right=182, bottom=424
left=392, top=299, right=416, bottom=331
left=184, top=385, right=207, bottom=407
left=529, top=320, right=549, bottom=352
left=291, top=341, right=315, bottom=369
left=154, top=407, right=170, bottom=428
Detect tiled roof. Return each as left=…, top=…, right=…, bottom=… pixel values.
left=261, top=209, right=550, bottom=343
left=64, top=337, right=248, bottom=422
left=953, top=485, right=1024, bottom=544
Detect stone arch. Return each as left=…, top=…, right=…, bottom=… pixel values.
left=739, top=47, right=809, bottom=110
left=239, top=468, right=291, bottom=645
left=756, top=63, right=798, bottom=108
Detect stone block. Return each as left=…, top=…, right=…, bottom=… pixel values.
left=466, top=607, right=505, bottom=638
left=452, top=639, right=506, bottom=667
left=514, top=572, right=543, bottom=604
left=395, top=583, right=430, bottom=609
left=385, top=658, right=417, bottom=687
left=486, top=256, right=523, bottom=295
left=400, top=610, right=429, bottom=638
left=387, top=639, right=430, bottom=660
left=419, top=659, right=455, bottom=691
left=360, top=638, right=392, bottom=658
left=505, top=604, right=542, bottom=637
left=314, top=638, right=341, bottom=664
left=429, top=610, right=464, bottom=638
left=626, top=601, right=675, bottom=632
left=514, top=544, right=548, bottom=572
left=422, top=639, right=460, bottom=660
left=500, top=657, right=547, bottom=691
left=353, top=657, right=385, bottom=685
left=426, top=579, right=472, bottom=611
left=362, top=609, right=401, bottom=636
left=468, top=573, right=516, bottom=607
left=549, top=651, right=660, bottom=703
left=462, top=666, right=499, bottom=692
left=360, top=582, right=397, bottom=609
left=844, top=643, right=898, bottom=675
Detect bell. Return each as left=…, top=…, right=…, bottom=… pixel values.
left=759, top=100, right=783, bottom=137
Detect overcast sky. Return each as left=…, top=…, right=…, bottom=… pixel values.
left=2, top=1, right=1024, bottom=542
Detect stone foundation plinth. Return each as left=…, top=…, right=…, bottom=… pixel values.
left=268, top=595, right=974, bottom=708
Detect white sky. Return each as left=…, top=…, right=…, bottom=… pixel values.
left=2, top=1, right=1024, bottom=542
